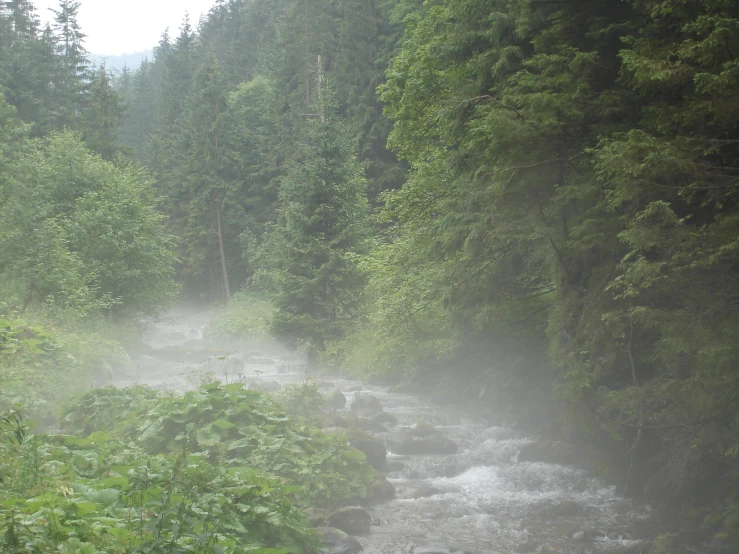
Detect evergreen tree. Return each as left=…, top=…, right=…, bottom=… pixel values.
left=0, top=3, right=56, bottom=131
left=51, top=0, right=89, bottom=129
left=82, top=64, right=125, bottom=160
left=256, top=106, right=370, bottom=354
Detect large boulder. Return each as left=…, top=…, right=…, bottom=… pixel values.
left=385, top=459, right=405, bottom=472
left=348, top=430, right=387, bottom=471
left=413, top=546, right=472, bottom=554
left=325, top=389, right=347, bottom=410
left=373, top=411, right=398, bottom=426
left=366, top=475, right=396, bottom=504
left=326, top=506, right=371, bottom=535
left=354, top=417, right=388, bottom=433
left=247, top=380, right=282, bottom=393
left=518, top=440, right=578, bottom=466
left=395, top=481, right=444, bottom=500
left=316, top=527, right=363, bottom=554
left=386, top=430, right=458, bottom=455
left=302, top=508, right=326, bottom=527
left=351, top=395, right=383, bottom=414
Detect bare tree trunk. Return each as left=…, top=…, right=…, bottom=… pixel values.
left=304, top=0, right=310, bottom=106
left=216, top=201, right=232, bottom=301
left=317, top=55, right=325, bottom=124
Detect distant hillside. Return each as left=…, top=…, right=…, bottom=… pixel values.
left=91, top=50, right=152, bottom=73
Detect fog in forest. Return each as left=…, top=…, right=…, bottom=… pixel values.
left=1, top=1, right=737, bottom=553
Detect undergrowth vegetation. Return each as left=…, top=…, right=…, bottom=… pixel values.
left=0, top=313, right=129, bottom=421
left=0, top=382, right=376, bottom=553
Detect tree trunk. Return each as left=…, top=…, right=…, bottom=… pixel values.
left=216, top=201, right=232, bottom=301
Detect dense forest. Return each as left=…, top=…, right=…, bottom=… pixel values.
left=1, top=0, right=738, bottom=552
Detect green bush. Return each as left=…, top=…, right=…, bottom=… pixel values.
left=206, top=292, right=274, bottom=342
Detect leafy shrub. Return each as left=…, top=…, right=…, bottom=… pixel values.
left=0, top=433, right=316, bottom=553
left=0, top=317, right=129, bottom=420
left=135, top=383, right=375, bottom=508
left=206, top=292, right=274, bottom=342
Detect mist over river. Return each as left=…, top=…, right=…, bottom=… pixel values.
left=119, top=309, right=656, bottom=554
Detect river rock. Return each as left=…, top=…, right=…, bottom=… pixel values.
left=385, top=459, right=405, bottom=472
left=247, top=380, right=282, bottom=393
left=326, top=413, right=349, bottom=428
left=395, top=481, right=444, bottom=499
left=373, top=411, right=398, bottom=426
left=386, top=430, right=458, bottom=455
left=351, top=395, right=383, bottom=413
left=348, top=430, right=387, bottom=471
left=413, top=546, right=472, bottom=554
left=366, top=475, right=396, bottom=504
left=316, top=527, right=363, bottom=554
left=518, top=440, right=578, bottom=466
left=326, top=506, right=371, bottom=535
left=325, top=389, right=347, bottom=409
left=302, top=508, right=326, bottom=527
left=354, top=417, right=388, bottom=433
left=539, top=499, right=582, bottom=517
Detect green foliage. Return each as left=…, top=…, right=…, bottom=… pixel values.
left=0, top=433, right=315, bottom=553
left=1, top=381, right=380, bottom=552
left=254, top=113, right=370, bottom=351
left=0, top=130, right=178, bottom=319
left=134, top=383, right=375, bottom=508
left=0, top=316, right=129, bottom=419
left=206, top=292, right=276, bottom=342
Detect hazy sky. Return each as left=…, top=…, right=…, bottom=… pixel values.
left=33, top=0, right=217, bottom=55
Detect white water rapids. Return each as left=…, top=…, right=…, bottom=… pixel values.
left=116, top=310, right=654, bottom=554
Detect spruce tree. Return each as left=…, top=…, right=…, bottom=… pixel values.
left=257, top=102, right=370, bottom=353
left=51, top=0, right=89, bottom=129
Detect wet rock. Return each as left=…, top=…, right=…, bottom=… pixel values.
left=413, top=546, right=473, bottom=554
left=386, top=430, right=458, bottom=455
left=366, top=475, right=396, bottom=504
left=321, top=427, right=347, bottom=435
left=373, top=411, right=399, bottom=426
left=345, top=385, right=364, bottom=392
left=351, top=395, right=383, bottom=413
left=572, top=529, right=608, bottom=541
left=302, top=508, right=326, bottom=527
left=316, top=527, right=363, bottom=554
left=326, top=506, right=371, bottom=535
left=354, top=417, right=388, bottom=433
left=518, top=440, right=579, bottom=466
left=247, top=380, right=282, bottom=393
left=395, top=481, right=444, bottom=499
left=326, top=413, right=349, bottom=428
left=325, top=389, right=347, bottom=410
left=347, top=430, right=386, bottom=471
left=385, top=459, right=405, bottom=472
left=539, top=499, right=583, bottom=517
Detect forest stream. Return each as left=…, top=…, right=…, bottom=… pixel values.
left=117, top=309, right=655, bottom=554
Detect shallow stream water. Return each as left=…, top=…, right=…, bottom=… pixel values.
left=120, top=310, right=654, bottom=554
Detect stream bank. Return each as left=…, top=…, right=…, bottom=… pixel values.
left=117, top=310, right=693, bottom=554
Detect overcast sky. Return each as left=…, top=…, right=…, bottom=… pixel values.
left=33, top=0, right=217, bottom=55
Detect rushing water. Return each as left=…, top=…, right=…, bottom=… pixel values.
left=123, top=311, right=653, bottom=554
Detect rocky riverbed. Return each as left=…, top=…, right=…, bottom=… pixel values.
left=119, top=310, right=656, bottom=554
